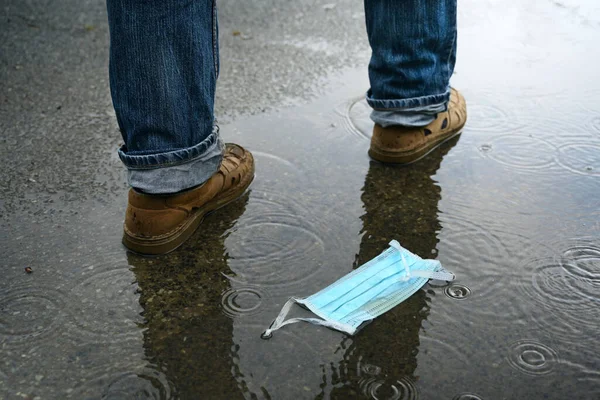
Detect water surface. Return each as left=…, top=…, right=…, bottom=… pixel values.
left=1, top=0, right=599, bottom=399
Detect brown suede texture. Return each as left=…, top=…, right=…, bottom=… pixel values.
left=370, top=88, right=467, bottom=156
left=124, top=144, right=253, bottom=239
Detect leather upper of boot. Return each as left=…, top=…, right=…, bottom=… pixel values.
left=124, top=144, right=253, bottom=238
left=371, top=88, right=467, bottom=154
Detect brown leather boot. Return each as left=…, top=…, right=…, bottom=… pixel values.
left=123, top=143, right=255, bottom=255
left=368, top=88, right=467, bottom=164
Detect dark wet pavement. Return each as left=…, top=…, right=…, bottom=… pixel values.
left=2, top=0, right=600, bottom=399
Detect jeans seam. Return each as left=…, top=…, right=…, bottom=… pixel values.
left=127, top=158, right=202, bottom=169
left=126, top=146, right=197, bottom=156
left=212, top=0, right=218, bottom=79
left=444, top=1, right=457, bottom=85
left=445, top=32, right=456, bottom=84
left=366, top=90, right=450, bottom=110
left=119, top=128, right=220, bottom=169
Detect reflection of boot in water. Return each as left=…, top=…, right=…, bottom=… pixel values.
left=327, top=137, right=459, bottom=398
left=128, top=192, right=250, bottom=399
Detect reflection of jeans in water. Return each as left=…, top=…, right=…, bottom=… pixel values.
left=106, top=0, right=457, bottom=193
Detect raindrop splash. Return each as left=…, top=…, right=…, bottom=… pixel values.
left=358, top=376, right=418, bottom=400
left=506, top=340, right=559, bottom=376
left=220, top=286, right=269, bottom=318
left=444, top=284, right=471, bottom=300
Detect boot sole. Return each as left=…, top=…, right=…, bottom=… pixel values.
left=123, top=168, right=255, bottom=256
left=368, top=123, right=465, bottom=165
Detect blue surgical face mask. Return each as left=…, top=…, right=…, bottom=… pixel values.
left=263, top=240, right=455, bottom=337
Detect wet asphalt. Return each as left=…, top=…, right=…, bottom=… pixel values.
left=0, top=0, right=369, bottom=220
left=2, top=1, right=600, bottom=399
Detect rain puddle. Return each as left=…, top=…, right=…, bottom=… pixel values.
left=2, top=0, right=600, bottom=399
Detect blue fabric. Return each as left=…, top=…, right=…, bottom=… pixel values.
left=303, top=242, right=440, bottom=332
left=364, top=0, right=457, bottom=111
left=262, top=241, right=454, bottom=337
left=106, top=0, right=221, bottom=193
left=106, top=0, right=457, bottom=193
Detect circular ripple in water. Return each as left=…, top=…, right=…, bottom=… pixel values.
left=556, top=143, right=600, bottom=176
left=251, top=150, right=299, bottom=173
left=358, top=376, right=418, bottom=400
left=516, top=239, right=600, bottom=340
left=437, top=216, right=512, bottom=299
left=577, top=89, right=600, bottom=115
left=452, top=394, right=484, bottom=400
left=68, top=263, right=143, bottom=342
left=418, top=335, right=470, bottom=369
left=482, top=135, right=556, bottom=170
left=467, top=103, right=528, bottom=133
left=70, top=367, right=172, bottom=400
left=506, top=340, right=559, bottom=376
left=444, top=284, right=471, bottom=300
left=519, top=252, right=600, bottom=312
left=559, top=240, right=600, bottom=304
left=468, top=104, right=510, bottom=132
left=343, top=97, right=372, bottom=140
left=220, top=285, right=270, bottom=318
left=103, top=370, right=171, bottom=399
left=230, top=323, right=324, bottom=398
left=518, top=114, right=593, bottom=142
left=591, top=116, right=600, bottom=134
left=0, top=286, right=66, bottom=346
left=226, top=191, right=327, bottom=287
left=478, top=143, right=492, bottom=153
left=524, top=259, right=595, bottom=309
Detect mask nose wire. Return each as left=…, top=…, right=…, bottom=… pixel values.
left=388, top=239, right=455, bottom=282
left=400, top=252, right=411, bottom=281
left=389, top=240, right=412, bottom=281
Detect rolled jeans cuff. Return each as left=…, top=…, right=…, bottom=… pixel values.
left=118, top=128, right=224, bottom=194
left=367, top=88, right=450, bottom=128
left=366, top=87, right=450, bottom=110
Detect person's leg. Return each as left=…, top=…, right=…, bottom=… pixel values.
left=106, top=0, right=254, bottom=254
left=107, top=0, right=222, bottom=194
left=364, top=0, right=466, bottom=164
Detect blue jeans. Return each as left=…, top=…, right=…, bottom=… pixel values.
left=365, top=0, right=457, bottom=128
left=107, top=0, right=457, bottom=194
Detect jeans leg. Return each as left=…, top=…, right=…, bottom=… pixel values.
left=364, top=0, right=457, bottom=127
left=107, top=0, right=223, bottom=194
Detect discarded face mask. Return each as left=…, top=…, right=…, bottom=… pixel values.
left=262, top=240, right=455, bottom=338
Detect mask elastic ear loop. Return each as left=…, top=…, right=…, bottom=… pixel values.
left=410, top=269, right=456, bottom=281
left=262, top=297, right=357, bottom=338
left=262, top=297, right=299, bottom=339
